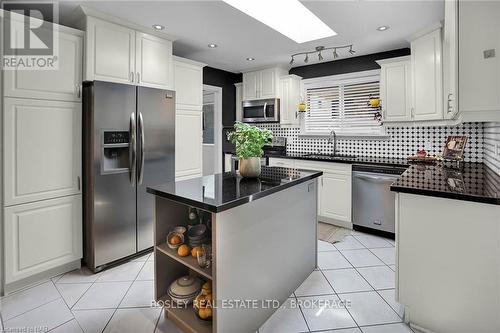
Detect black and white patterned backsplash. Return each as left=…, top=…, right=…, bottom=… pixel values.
left=256, top=123, right=484, bottom=162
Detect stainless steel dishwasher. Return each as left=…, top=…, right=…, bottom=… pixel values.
left=352, top=164, right=407, bottom=234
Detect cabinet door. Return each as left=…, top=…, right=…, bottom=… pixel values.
left=86, top=17, right=135, bottom=84
left=260, top=68, right=277, bottom=99
left=443, top=0, right=458, bottom=119
left=279, top=75, right=301, bottom=126
left=235, top=83, right=243, bottom=122
left=175, top=109, right=203, bottom=180
left=174, top=60, right=203, bottom=109
left=411, top=29, right=443, bottom=120
left=4, top=195, right=82, bottom=284
left=3, top=98, right=81, bottom=206
left=136, top=33, right=173, bottom=90
left=459, top=1, right=500, bottom=118
left=380, top=61, right=412, bottom=122
left=319, top=172, right=352, bottom=223
left=3, top=29, right=83, bottom=102
left=242, top=72, right=259, bottom=100
left=268, top=157, right=295, bottom=168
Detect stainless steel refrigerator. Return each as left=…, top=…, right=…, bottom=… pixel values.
left=83, top=81, right=175, bottom=272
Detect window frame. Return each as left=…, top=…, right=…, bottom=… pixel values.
left=299, top=69, right=387, bottom=138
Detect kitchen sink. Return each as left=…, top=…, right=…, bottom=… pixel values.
left=303, top=153, right=356, bottom=160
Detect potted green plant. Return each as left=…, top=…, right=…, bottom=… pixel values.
left=227, top=122, right=273, bottom=178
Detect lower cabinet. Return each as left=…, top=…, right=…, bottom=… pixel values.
left=175, top=109, right=203, bottom=180
left=4, top=195, right=82, bottom=284
left=271, top=158, right=352, bottom=227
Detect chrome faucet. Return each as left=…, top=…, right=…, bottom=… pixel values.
left=328, top=129, right=337, bottom=156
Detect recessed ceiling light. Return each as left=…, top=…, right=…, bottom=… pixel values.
left=208, top=43, right=218, bottom=48
left=377, top=25, right=389, bottom=31
left=246, top=57, right=255, bottom=61
left=152, top=24, right=165, bottom=30
left=222, top=0, right=336, bottom=43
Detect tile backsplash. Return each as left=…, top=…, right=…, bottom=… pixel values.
left=484, top=122, right=500, bottom=174
left=257, top=122, right=484, bottom=163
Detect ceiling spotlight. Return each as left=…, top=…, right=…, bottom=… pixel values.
left=333, top=48, right=338, bottom=59
left=208, top=43, right=218, bottom=48
left=289, top=56, right=295, bottom=65
left=376, top=25, right=390, bottom=31
left=246, top=57, right=255, bottom=61
left=152, top=24, right=165, bottom=30
left=318, top=51, right=323, bottom=61
left=349, top=46, right=355, bottom=55
left=304, top=54, right=309, bottom=63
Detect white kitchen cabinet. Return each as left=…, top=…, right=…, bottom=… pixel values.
left=175, top=110, right=203, bottom=180
left=443, top=0, right=458, bottom=119
left=411, top=28, right=443, bottom=121
left=242, top=71, right=259, bottom=100
left=459, top=1, right=500, bottom=121
left=279, top=75, right=301, bottom=126
left=260, top=68, right=278, bottom=99
left=242, top=67, right=287, bottom=101
left=136, top=33, right=173, bottom=90
left=85, top=17, right=135, bottom=84
left=274, top=158, right=352, bottom=228
left=3, top=27, right=83, bottom=102
left=377, top=57, right=412, bottom=122
left=173, top=57, right=204, bottom=109
left=84, top=17, right=173, bottom=89
left=235, top=82, right=243, bottom=122
left=3, top=98, right=82, bottom=206
left=4, top=195, right=82, bottom=284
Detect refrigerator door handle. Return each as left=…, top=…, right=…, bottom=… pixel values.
left=130, top=112, right=137, bottom=186
left=138, top=112, right=145, bottom=185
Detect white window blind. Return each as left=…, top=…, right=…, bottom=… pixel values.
left=304, top=78, right=382, bottom=135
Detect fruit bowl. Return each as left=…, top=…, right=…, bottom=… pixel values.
left=167, top=231, right=184, bottom=249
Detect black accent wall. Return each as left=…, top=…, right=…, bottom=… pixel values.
left=203, top=66, right=242, bottom=126
left=289, top=48, right=410, bottom=79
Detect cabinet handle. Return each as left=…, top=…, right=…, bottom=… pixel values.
left=77, top=176, right=81, bottom=191
left=410, top=107, right=415, bottom=118
left=447, top=93, right=453, bottom=113
left=130, top=72, right=134, bottom=82
left=76, top=84, right=81, bottom=98
left=137, top=72, right=140, bottom=83
left=321, top=177, right=324, bottom=186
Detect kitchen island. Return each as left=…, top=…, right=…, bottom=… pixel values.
left=147, top=166, right=322, bottom=333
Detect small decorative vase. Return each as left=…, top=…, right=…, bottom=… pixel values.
left=239, top=157, right=261, bottom=178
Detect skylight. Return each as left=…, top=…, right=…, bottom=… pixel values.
left=222, top=0, right=336, bottom=43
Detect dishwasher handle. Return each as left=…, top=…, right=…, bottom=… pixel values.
left=353, top=173, right=399, bottom=183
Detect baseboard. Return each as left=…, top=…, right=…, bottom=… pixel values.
left=3, top=259, right=81, bottom=295
left=318, top=217, right=353, bottom=230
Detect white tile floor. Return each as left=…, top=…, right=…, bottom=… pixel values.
left=0, top=230, right=413, bottom=333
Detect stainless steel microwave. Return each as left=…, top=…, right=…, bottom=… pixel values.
left=242, top=98, right=280, bottom=123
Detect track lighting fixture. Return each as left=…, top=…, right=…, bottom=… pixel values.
left=289, top=44, right=355, bottom=65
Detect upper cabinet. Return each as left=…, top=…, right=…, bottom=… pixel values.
left=173, top=57, right=204, bottom=109
left=3, top=25, right=83, bottom=102
left=279, top=74, right=301, bottom=126
left=377, top=56, right=412, bottom=122
left=242, top=67, right=287, bottom=100
left=411, top=28, right=443, bottom=121
left=84, top=17, right=173, bottom=89
left=443, top=0, right=458, bottom=119
left=459, top=0, right=500, bottom=121
left=135, top=33, right=173, bottom=90
left=235, top=82, right=243, bottom=122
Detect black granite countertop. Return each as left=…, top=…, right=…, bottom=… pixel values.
left=268, top=153, right=410, bottom=168
left=390, top=162, right=500, bottom=205
left=147, top=166, right=322, bottom=213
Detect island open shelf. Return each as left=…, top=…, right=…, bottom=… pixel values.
left=148, top=167, right=322, bottom=333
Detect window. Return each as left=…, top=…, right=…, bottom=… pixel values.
left=302, top=71, right=384, bottom=136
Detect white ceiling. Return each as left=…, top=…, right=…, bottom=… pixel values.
left=58, top=0, right=444, bottom=73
